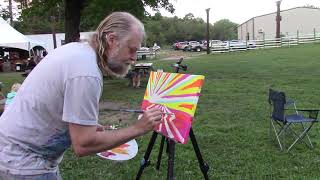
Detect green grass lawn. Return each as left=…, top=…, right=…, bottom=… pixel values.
left=1, top=44, right=320, bottom=179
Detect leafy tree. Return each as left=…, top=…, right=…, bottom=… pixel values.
left=302, top=4, right=318, bottom=8
left=0, top=7, right=11, bottom=21
left=11, top=1, right=238, bottom=46
left=142, top=12, right=217, bottom=46
left=68, top=0, right=174, bottom=43
left=212, top=19, right=238, bottom=40
left=183, top=13, right=194, bottom=20
left=14, top=0, right=64, bottom=34
left=13, top=0, right=30, bottom=9
left=80, top=0, right=146, bottom=31
left=13, top=0, right=174, bottom=43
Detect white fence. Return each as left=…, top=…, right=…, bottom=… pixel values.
left=211, top=32, right=320, bottom=53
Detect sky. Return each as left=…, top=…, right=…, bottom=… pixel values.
left=1, top=0, right=319, bottom=24
left=146, top=0, right=320, bottom=24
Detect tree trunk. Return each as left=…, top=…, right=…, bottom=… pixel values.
left=64, top=0, right=85, bottom=43
left=8, top=0, right=13, bottom=26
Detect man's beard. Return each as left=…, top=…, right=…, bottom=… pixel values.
left=107, top=56, right=131, bottom=76
left=106, top=42, right=132, bottom=76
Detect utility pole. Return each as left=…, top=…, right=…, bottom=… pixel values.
left=205, top=8, right=210, bottom=54
left=275, top=0, right=282, bottom=39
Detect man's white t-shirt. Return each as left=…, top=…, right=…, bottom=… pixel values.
left=0, top=42, right=103, bottom=175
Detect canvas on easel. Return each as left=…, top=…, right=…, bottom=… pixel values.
left=141, top=71, right=205, bottom=144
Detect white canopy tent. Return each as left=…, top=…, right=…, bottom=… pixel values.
left=0, top=17, right=44, bottom=51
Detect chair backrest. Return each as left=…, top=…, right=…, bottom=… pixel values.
left=269, top=89, right=286, bottom=122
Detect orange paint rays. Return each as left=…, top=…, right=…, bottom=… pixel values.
left=179, top=104, right=194, bottom=110
left=181, top=79, right=204, bottom=90
left=158, top=74, right=187, bottom=95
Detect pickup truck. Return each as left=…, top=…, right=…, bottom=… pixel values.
left=186, top=41, right=208, bottom=52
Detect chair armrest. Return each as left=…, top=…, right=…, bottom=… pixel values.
left=285, top=99, right=295, bottom=106
left=298, top=109, right=319, bottom=119
left=297, top=109, right=319, bottom=119
left=285, top=109, right=320, bottom=119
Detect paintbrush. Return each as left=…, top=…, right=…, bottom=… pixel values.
left=104, top=108, right=174, bottom=115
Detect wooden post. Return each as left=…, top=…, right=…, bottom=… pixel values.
left=205, top=8, right=211, bottom=54
left=297, top=30, right=299, bottom=44
left=263, top=32, right=265, bottom=48
left=314, top=28, right=316, bottom=43
left=275, top=1, right=282, bottom=39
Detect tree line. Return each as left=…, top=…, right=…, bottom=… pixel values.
left=0, top=0, right=238, bottom=45
left=143, top=12, right=238, bottom=47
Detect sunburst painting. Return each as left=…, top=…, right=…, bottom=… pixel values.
left=141, top=71, right=205, bottom=144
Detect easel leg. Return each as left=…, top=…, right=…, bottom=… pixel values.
left=189, top=128, right=210, bottom=180
left=167, top=139, right=175, bottom=180
left=156, top=136, right=166, bottom=170
left=136, top=132, right=158, bottom=180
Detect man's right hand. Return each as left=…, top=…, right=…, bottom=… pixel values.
left=68, top=108, right=163, bottom=157
left=134, top=108, right=162, bottom=135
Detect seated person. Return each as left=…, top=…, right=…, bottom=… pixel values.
left=0, top=83, right=5, bottom=115
left=4, top=83, right=21, bottom=110
left=26, top=58, right=37, bottom=71
left=0, top=84, right=4, bottom=99
left=22, top=59, right=37, bottom=77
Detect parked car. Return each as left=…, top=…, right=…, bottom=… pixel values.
left=247, top=41, right=256, bottom=48
left=173, top=41, right=189, bottom=50
left=229, top=40, right=247, bottom=49
left=211, top=40, right=229, bottom=50
left=152, top=46, right=160, bottom=51
left=186, top=41, right=207, bottom=52
left=172, top=42, right=178, bottom=49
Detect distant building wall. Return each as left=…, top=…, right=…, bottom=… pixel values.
left=254, top=13, right=276, bottom=40
left=238, top=7, right=320, bottom=40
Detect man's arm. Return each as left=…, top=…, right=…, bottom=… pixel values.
left=69, top=108, right=162, bottom=157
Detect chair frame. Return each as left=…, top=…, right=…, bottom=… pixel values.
left=268, top=89, right=319, bottom=152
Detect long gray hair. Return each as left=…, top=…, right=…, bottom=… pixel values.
left=90, top=12, right=145, bottom=77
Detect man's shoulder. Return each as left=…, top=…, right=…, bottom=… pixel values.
left=61, top=42, right=95, bottom=56
left=62, top=43, right=101, bottom=78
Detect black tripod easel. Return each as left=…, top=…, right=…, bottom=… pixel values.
left=136, top=58, right=210, bottom=180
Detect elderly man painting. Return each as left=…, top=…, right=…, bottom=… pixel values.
left=0, top=12, right=162, bottom=179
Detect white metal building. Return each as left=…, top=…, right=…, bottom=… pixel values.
left=237, top=7, right=320, bottom=40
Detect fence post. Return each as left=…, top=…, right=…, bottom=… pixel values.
left=314, top=28, right=316, bottom=43
left=263, top=32, right=265, bottom=49
left=297, top=30, right=299, bottom=44
left=246, top=40, right=248, bottom=50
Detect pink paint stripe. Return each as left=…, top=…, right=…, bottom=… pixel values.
left=162, top=93, right=200, bottom=98
left=158, top=74, right=190, bottom=95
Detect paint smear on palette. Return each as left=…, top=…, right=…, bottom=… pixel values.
left=142, top=71, right=205, bottom=144
left=97, top=139, right=138, bottom=161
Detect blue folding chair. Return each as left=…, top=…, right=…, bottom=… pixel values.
left=268, top=89, right=319, bottom=152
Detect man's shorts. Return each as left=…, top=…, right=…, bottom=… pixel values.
left=0, top=169, right=61, bottom=180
